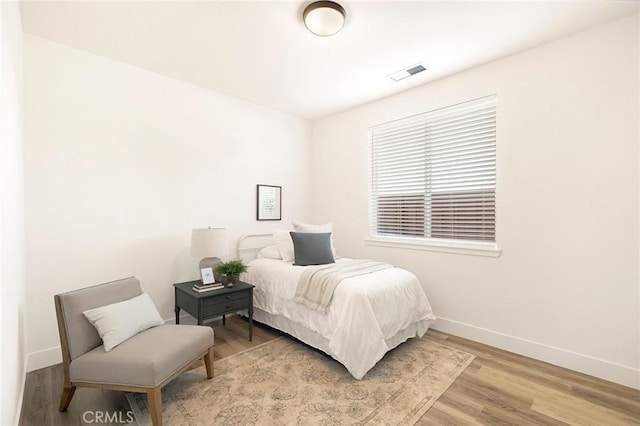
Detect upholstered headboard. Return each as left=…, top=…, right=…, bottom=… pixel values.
left=238, top=233, right=275, bottom=263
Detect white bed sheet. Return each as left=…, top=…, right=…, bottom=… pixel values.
left=242, top=257, right=437, bottom=379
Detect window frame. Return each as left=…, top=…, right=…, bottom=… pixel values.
left=367, top=96, right=501, bottom=257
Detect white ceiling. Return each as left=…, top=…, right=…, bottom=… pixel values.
left=20, top=1, right=639, bottom=120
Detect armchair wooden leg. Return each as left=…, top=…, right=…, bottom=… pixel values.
left=147, top=387, right=163, bottom=426
left=204, top=346, right=214, bottom=379
left=58, top=386, right=76, bottom=412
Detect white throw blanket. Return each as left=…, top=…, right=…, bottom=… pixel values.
left=294, top=259, right=394, bottom=313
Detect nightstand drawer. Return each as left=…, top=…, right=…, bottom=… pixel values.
left=203, top=290, right=248, bottom=307
left=203, top=298, right=249, bottom=318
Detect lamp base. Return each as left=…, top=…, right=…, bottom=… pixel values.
left=199, top=257, right=223, bottom=282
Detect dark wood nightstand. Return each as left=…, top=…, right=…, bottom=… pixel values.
left=173, top=280, right=254, bottom=341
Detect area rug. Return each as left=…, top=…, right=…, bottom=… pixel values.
left=127, top=335, right=474, bottom=425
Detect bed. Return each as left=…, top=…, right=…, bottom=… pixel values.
left=238, top=232, right=437, bottom=380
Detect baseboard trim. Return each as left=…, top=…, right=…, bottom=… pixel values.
left=26, top=346, right=62, bottom=372
left=432, top=317, right=640, bottom=390
left=13, top=355, right=28, bottom=426
left=26, top=314, right=638, bottom=389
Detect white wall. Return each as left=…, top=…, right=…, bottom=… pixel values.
left=24, top=35, right=312, bottom=370
left=0, top=1, right=26, bottom=424
left=311, top=14, right=639, bottom=388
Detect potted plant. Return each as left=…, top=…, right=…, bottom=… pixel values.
left=215, top=259, right=248, bottom=288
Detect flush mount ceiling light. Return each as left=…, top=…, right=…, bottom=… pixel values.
left=303, top=1, right=346, bottom=36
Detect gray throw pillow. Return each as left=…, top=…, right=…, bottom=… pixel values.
left=290, top=232, right=335, bottom=266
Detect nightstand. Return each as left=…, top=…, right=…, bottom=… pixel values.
left=173, top=280, right=254, bottom=341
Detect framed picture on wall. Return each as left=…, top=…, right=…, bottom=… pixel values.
left=257, top=184, right=282, bottom=221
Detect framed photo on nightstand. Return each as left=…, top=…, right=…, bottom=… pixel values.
left=200, top=267, right=215, bottom=284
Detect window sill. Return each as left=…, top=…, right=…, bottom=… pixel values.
left=365, top=236, right=501, bottom=257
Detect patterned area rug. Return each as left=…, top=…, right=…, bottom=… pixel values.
left=127, top=335, right=474, bottom=425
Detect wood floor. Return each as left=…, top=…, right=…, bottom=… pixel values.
left=20, top=316, right=639, bottom=425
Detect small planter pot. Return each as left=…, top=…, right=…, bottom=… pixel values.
left=225, top=274, right=239, bottom=288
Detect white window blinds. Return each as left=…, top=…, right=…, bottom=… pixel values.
left=368, top=96, right=497, bottom=244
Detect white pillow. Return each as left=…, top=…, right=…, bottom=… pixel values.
left=292, top=221, right=337, bottom=257
left=292, top=220, right=332, bottom=233
left=257, top=244, right=283, bottom=260
left=273, top=229, right=295, bottom=262
left=83, top=292, right=164, bottom=352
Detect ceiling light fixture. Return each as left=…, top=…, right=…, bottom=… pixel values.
left=303, top=1, right=346, bottom=37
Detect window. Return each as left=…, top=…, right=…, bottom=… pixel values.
left=368, top=96, right=498, bottom=254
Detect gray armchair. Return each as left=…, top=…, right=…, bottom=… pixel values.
left=54, top=277, right=214, bottom=426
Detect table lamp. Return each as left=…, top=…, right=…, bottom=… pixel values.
left=191, top=227, right=229, bottom=283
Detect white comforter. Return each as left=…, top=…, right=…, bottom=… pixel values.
left=242, top=257, right=436, bottom=379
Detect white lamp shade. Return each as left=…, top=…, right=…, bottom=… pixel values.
left=190, top=228, right=229, bottom=258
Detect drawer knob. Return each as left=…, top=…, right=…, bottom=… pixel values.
left=226, top=296, right=231, bottom=300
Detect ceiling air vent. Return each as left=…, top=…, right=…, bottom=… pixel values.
left=389, top=63, right=427, bottom=82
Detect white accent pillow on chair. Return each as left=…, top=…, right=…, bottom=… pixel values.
left=83, top=292, right=164, bottom=352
